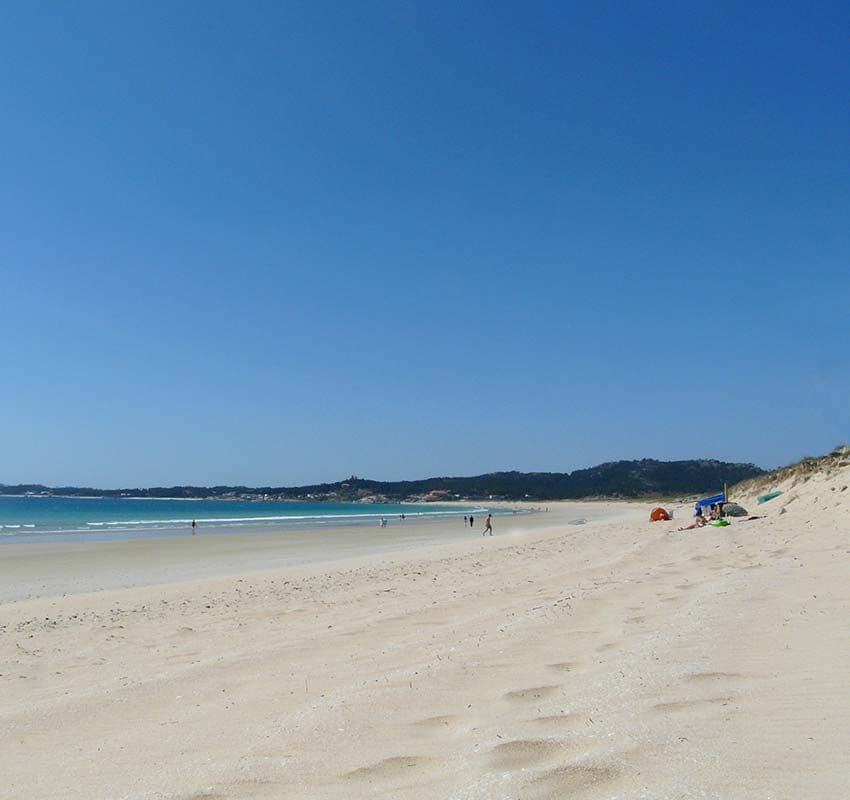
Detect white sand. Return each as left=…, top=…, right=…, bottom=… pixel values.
left=1, top=476, right=848, bottom=799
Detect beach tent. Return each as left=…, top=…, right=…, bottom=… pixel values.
left=694, top=492, right=726, bottom=512
left=650, top=507, right=670, bottom=521
left=695, top=492, right=726, bottom=508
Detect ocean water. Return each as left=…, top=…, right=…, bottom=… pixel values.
left=0, top=495, right=487, bottom=543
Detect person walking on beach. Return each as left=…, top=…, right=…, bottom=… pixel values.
left=483, top=514, right=493, bottom=536
left=469, top=515, right=474, bottom=529
left=191, top=519, right=196, bottom=534
left=463, top=515, right=468, bottom=527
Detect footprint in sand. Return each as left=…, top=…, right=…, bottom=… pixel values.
left=652, top=696, right=735, bottom=713
left=344, top=756, right=436, bottom=783
left=594, top=642, right=620, bottom=653
left=519, top=762, right=621, bottom=799
left=547, top=661, right=580, bottom=673
left=184, top=794, right=228, bottom=800
left=188, top=782, right=279, bottom=800
left=651, top=671, right=747, bottom=714
left=412, top=714, right=461, bottom=732
left=489, top=739, right=567, bottom=770
left=526, top=711, right=590, bottom=730
left=685, top=671, right=743, bottom=683
left=504, top=685, right=562, bottom=702
left=166, top=652, right=201, bottom=664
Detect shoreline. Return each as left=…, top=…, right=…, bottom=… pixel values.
left=0, top=502, right=614, bottom=603
left=0, top=498, right=493, bottom=545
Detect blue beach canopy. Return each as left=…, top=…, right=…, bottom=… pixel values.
left=695, top=492, right=726, bottom=510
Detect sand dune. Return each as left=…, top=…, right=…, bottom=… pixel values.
left=1, top=463, right=849, bottom=798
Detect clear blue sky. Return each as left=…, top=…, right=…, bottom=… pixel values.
left=2, top=2, right=848, bottom=487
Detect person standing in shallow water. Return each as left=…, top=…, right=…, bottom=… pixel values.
left=483, top=514, right=493, bottom=536
left=191, top=520, right=196, bottom=534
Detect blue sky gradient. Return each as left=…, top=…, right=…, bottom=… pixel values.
left=2, top=2, right=848, bottom=486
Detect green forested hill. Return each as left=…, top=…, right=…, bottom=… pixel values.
left=1, top=458, right=764, bottom=501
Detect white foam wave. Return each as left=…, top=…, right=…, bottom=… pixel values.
left=0, top=506, right=490, bottom=538
left=84, top=508, right=486, bottom=527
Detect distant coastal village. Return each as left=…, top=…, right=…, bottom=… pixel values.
left=0, top=458, right=765, bottom=503
left=199, top=483, right=458, bottom=505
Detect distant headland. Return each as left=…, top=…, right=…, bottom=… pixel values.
left=0, top=458, right=765, bottom=503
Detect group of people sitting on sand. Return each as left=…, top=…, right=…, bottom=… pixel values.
left=678, top=503, right=724, bottom=531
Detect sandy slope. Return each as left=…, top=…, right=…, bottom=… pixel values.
left=1, top=476, right=848, bottom=799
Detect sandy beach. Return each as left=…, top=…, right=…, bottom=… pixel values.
left=2, top=471, right=848, bottom=799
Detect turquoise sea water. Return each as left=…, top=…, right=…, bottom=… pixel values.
left=0, top=496, right=487, bottom=543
